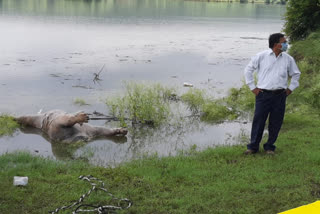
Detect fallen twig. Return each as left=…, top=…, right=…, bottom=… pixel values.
left=93, top=64, right=104, bottom=84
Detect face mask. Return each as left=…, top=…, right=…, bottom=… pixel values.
left=281, top=42, right=288, bottom=52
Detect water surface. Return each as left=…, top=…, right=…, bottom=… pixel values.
left=0, top=0, right=286, bottom=166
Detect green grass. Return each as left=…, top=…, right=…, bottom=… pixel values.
left=0, top=112, right=320, bottom=214
left=73, top=98, right=89, bottom=106
left=0, top=115, right=20, bottom=136
left=181, top=88, right=237, bottom=122
left=224, top=83, right=255, bottom=113
left=106, top=82, right=175, bottom=127
left=288, top=31, right=320, bottom=111
left=201, top=100, right=236, bottom=122
left=181, top=88, right=206, bottom=113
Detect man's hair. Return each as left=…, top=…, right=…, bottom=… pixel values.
left=269, top=33, right=285, bottom=49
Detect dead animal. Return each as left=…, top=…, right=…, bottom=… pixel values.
left=15, top=110, right=127, bottom=143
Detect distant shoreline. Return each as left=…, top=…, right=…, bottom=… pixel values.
left=187, top=0, right=287, bottom=4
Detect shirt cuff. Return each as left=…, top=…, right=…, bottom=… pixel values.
left=247, top=83, right=256, bottom=91
left=288, top=85, right=297, bottom=91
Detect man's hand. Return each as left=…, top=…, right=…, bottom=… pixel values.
left=76, top=112, right=89, bottom=125
left=252, top=88, right=263, bottom=96
left=286, top=89, right=292, bottom=96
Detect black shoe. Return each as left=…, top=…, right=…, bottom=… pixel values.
left=244, top=149, right=257, bottom=155
left=265, top=150, right=275, bottom=155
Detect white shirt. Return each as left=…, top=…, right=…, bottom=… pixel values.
left=244, top=49, right=301, bottom=91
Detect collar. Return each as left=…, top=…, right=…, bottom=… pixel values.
left=269, top=49, right=283, bottom=57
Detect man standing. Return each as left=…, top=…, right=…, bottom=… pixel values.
left=244, top=33, right=301, bottom=155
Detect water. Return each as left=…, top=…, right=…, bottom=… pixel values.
left=0, top=0, right=286, bottom=166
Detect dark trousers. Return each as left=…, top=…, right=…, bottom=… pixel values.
left=247, top=90, right=287, bottom=152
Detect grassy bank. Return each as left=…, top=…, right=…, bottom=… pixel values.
left=1, top=111, right=320, bottom=214
left=0, top=115, right=19, bottom=137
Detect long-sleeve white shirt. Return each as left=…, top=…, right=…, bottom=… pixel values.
left=244, top=49, right=301, bottom=91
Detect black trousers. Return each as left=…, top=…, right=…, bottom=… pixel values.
left=247, top=90, right=287, bottom=152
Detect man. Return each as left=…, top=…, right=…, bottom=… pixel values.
left=244, top=33, right=301, bottom=155
left=16, top=110, right=127, bottom=143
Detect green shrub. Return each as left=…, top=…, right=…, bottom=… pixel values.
left=289, top=31, right=320, bottom=65
left=107, top=83, right=244, bottom=126
left=0, top=115, right=20, bottom=136
left=106, top=82, right=175, bottom=127
left=288, top=31, right=320, bottom=112
left=225, top=84, right=255, bottom=112
left=298, top=73, right=320, bottom=109
left=180, top=88, right=206, bottom=113
left=284, top=0, right=320, bottom=42
left=106, top=97, right=127, bottom=127
left=201, top=101, right=235, bottom=122
left=181, top=88, right=236, bottom=122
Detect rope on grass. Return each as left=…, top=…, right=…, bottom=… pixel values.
left=49, top=175, right=132, bottom=214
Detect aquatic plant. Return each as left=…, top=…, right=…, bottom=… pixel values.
left=181, top=88, right=237, bottom=122
left=224, top=83, right=255, bottom=112
left=180, top=88, right=206, bottom=114
left=107, top=82, right=249, bottom=126
left=107, top=97, right=127, bottom=127
left=201, top=100, right=236, bottom=122
left=73, top=98, right=89, bottom=106
left=0, top=115, right=20, bottom=136
left=106, top=82, right=175, bottom=127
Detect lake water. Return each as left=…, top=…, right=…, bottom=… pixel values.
left=0, top=0, right=286, bottom=166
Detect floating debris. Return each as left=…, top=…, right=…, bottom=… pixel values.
left=183, top=82, right=193, bottom=87
left=17, top=59, right=36, bottom=62
left=72, top=62, right=84, bottom=65
left=50, top=74, right=61, bottom=78
left=72, top=85, right=94, bottom=89
left=69, top=52, right=82, bottom=55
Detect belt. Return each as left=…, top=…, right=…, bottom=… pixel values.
left=261, top=89, right=286, bottom=94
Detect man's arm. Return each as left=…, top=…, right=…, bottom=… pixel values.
left=244, top=55, right=261, bottom=95
left=54, top=112, right=89, bottom=127
left=287, top=57, right=301, bottom=92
